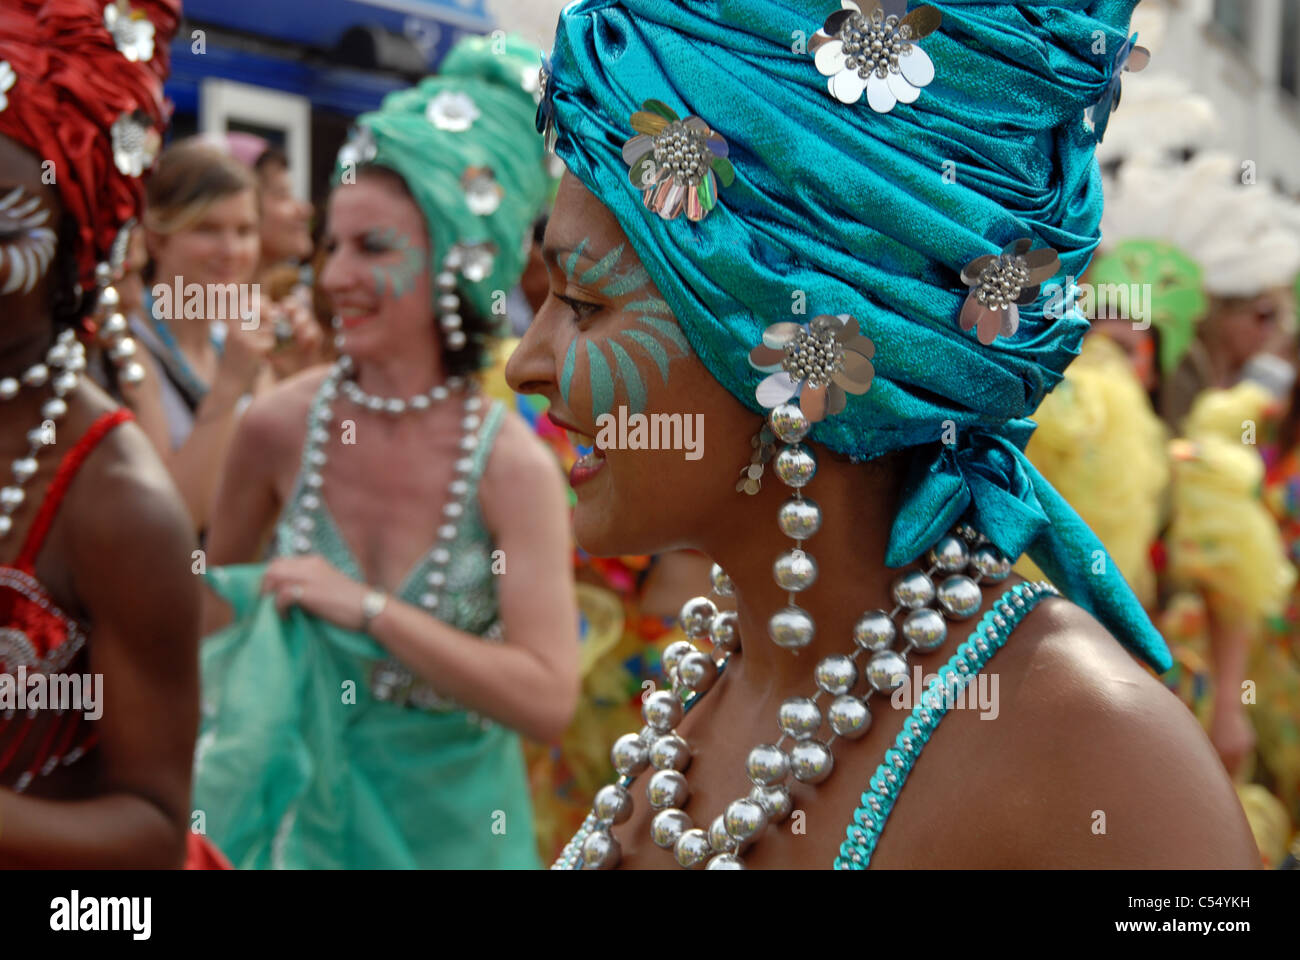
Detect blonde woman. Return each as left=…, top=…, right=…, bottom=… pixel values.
left=128, top=140, right=322, bottom=532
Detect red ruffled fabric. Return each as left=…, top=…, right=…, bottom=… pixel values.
left=185, top=831, right=233, bottom=870
left=0, top=0, right=180, bottom=293
left=0, top=569, right=80, bottom=671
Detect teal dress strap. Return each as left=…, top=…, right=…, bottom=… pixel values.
left=834, top=580, right=1060, bottom=869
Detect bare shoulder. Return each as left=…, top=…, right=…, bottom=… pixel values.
left=941, top=596, right=1259, bottom=867
left=240, top=363, right=332, bottom=449
left=481, top=404, right=565, bottom=491
left=477, top=404, right=568, bottom=532
left=64, top=403, right=199, bottom=627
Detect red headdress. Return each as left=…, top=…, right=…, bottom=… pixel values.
left=0, top=0, right=180, bottom=299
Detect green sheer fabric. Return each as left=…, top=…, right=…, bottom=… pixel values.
left=193, top=398, right=541, bottom=869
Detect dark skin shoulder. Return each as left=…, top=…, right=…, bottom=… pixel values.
left=873, top=597, right=1260, bottom=868
left=609, top=577, right=1258, bottom=869
left=0, top=380, right=200, bottom=867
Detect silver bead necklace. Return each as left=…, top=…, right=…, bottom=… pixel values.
left=559, top=401, right=1016, bottom=870
left=0, top=330, right=85, bottom=541
left=333, top=354, right=465, bottom=416
left=286, top=358, right=489, bottom=696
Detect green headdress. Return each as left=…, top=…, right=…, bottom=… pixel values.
left=1087, top=238, right=1206, bottom=375
left=334, top=33, right=548, bottom=326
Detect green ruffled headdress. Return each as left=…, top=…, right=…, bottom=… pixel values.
left=334, top=33, right=548, bottom=330
left=1087, top=239, right=1206, bottom=375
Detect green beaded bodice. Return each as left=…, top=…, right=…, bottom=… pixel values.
left=272, top=384, right=505, bottom=637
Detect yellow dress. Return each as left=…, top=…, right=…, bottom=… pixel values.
left=1017, top=333, right=1169, bottom=608
left=1019, top=346, right=1297, bottom=864
left=1158, top=382, right=1298, bottom=866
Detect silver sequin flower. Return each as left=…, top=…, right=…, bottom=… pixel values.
left=110, top=110, right=160, bottom=177
left=749, top=314, right=875, bottom=422
left=445, top=242, right=496, bottom=284
left=336, top=124, right=378, bottom=171
left=426, top=90, right=481, bottom=133
left=958, top=239, right=1061, bottom=345
left=622, top=100, right=734, bottom=222
left=461, top=166, right=504, bottom=216
left=536, top=54, right=558, bottom=153
left=1086, top=35, right=1151, bottom=142
left=811, top=0, right=941, bottom=111
left=0, top=61, right=14, bottom=113
left=104, top=0, right=156, bottom=63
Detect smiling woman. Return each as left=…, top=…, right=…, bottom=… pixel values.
left=504, top=0, right=1263, bottom=870
left=196, top=33, right=579, bottom=870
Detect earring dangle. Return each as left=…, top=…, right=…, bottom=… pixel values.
left=434, top=242, right=496, bottom=353
left=90, top=220, right=145, bottom=386
left=434, top=249, right=468, bottom=352
left=735, top=421, right=777, bottom=495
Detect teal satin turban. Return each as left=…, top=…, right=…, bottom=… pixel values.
left=545, top=0, right=1171, bottom=671
left=335, top=34, right=547, bottom=320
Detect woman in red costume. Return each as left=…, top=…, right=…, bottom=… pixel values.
left=0, top=0, right=207, bottom=867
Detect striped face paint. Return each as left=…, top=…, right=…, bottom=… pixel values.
left=557, top=238, right=691, bottom=421
left=0, top=187, right=56, bottom=297
left=367, top=227, right=425, bottom=300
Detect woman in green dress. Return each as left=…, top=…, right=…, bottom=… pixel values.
left=194, top=35, right=579, bottom=869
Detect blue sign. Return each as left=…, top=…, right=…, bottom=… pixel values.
left=167, top=0, right=498, bottom=117
left=181, top=0, right=492, bottom=67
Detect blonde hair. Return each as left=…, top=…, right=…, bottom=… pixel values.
left=144, top=137, right=258, bottom=236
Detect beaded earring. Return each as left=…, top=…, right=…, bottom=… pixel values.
left=435, top=242, right=496, bottom=353
left=735, top=421, right=776, bottom=495
left=90, top=220, right=145, bottom=386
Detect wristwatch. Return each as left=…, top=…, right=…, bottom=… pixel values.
left=360, top=589, right=388, bottom=633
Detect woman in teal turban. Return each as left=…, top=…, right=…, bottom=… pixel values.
left=193, top=34, right=581, bottom=869
left=507, top=0, right=1261, bottom=868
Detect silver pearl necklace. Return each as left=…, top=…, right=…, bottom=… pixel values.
left=0, top=330, right=85, bottom=540
left=287, top=358, right=493, bottom=713
left=558, top=400, right=1016, bottom=870
left=333, top=354, right=465, bottom=416
left=286, top=359, right=486, bottom=595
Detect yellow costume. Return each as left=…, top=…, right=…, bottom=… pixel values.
left=1017, top=334, right=1169, bottom=609
left=1159, top=383, right=1298, bottom=863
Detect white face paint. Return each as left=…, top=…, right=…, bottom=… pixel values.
left=0, top=186, right=56, bottom=296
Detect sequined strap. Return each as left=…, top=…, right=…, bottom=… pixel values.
left=464, top=397, right=505, bottom=497
left=834, top=580, right=1060, bottom=870
left=15, top=409, right=134, bottom=573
